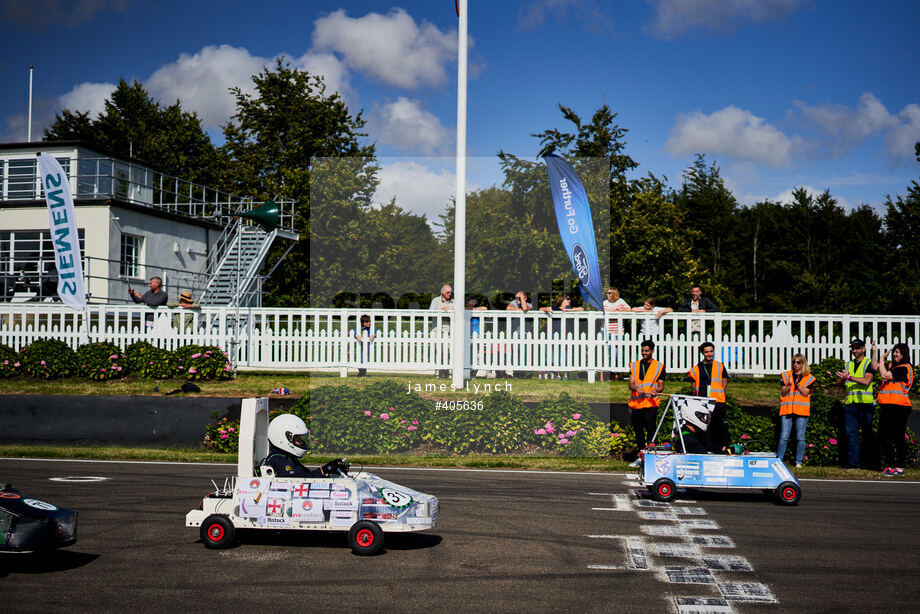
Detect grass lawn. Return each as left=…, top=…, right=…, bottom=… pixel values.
left=0, top=370, right=783, bottom=406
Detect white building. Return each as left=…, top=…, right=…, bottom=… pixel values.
left=0, top=141, right=297, bottom=306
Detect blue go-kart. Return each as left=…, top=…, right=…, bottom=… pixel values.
left=638, top=395, right=802, bottom=506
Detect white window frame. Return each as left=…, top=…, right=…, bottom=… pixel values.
left=120, top=233, right=144, bottom=280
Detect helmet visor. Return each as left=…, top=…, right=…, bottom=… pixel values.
left=289, top=433, right=308, bottom=449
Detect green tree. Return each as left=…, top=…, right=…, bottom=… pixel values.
left=674, top=155, right=737, bottom=303
left=881, top=141, right=920, bottom=312
left=219, top=59, right=377, bottom=306
left=44, top=79, right=218, bottom=185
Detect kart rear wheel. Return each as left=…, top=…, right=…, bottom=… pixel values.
left=774, top=482, right=801, bottom=506
left=650, top=478, right=676, bottom=503
left=348, top=520, right=384, bottom=556
left=200, top=514, right=235, bottom=549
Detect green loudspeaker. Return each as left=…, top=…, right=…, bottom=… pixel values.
left=232, top=200, right=280, bottom=231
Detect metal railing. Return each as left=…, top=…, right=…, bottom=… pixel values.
left=0, top=155, right=297, bottom=231
left=1, top=305, right=916, bottom=376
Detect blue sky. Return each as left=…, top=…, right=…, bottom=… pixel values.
left=1, top=0, right=918, bottom=222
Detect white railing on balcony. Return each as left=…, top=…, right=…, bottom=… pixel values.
left=0, top=304, right=917, bottom=376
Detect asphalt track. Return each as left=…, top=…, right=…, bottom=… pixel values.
left=1, top=458, right=918, bottom=613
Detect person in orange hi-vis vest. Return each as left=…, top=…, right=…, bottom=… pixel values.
left=687, top=341, right=729, bottom=452
left=628, top=340, right=666, bottom=464
left=872, top=341, right=914, bottom=476
left=777, top=353, right=816, bottom=468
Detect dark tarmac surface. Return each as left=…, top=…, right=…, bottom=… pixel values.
left=1, top=458, right=918, bottom=613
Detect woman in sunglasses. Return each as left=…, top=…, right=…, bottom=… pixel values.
left=777, top=354, right=816, bottom=468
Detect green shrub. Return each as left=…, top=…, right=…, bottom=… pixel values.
left=0, top=344, right=20, bottom=378
left=125, top=341, right=178, bottom=379
left=76, top=341, right=127, bottom=381
left=811, top=356, right=845, bottom=390
left=299, top=381, right=432, bottom=454
left=203, top=416, right=240, bottom=453
left=19, top=339, right=77, bottom=379
left=175, top=344, right=231, bottom=381
left=427, top=390, right=533, bottom=454
left=531, top=393, right=609, bottom=456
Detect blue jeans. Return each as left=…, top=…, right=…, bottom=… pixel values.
left=844, top=403, right=875, bottom=467
left=776, top=414, right=809, bottom=464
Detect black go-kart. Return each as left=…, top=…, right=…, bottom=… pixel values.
left=0, top=484, right=78, bottom=553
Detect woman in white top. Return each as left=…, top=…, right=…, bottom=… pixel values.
left=602, top=287, right=630, bottom=381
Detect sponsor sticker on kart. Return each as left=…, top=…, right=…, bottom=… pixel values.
left=266, top=498, right=287, bottom=516
left=676, top=462, right=700, bottom=479
left=654, top=457, right=673, bottom=475
left=291, top=498, right=324, bottom=522
left=752, top=472, right=775, bottom=478
left=323, top=499, right=357, bottom=511
left=748, top=459, right=770, bottom=468
left=292, top=483, right=310, bottom=498
left=258, top=515, right=291, bottom=528
left=24, top=499, right=58, bottom=511
left=310, top=482, right=332, bottom=490
left=330, top=511, right=354, bottom=526
left=703, top=461, right=725, bottom=477
left=329, top=489, right=352, bottom=500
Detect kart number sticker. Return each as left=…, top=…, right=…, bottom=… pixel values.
left=24, top=498, right=57, bottom=511
left=380, top=488, right=413, bottom=508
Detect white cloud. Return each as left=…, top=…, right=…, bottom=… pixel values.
left=295, top=51, right=353, bottom=102
left=370, top=98, right=452, bottom=153
left=57, top=81, right=116, bottom=118
left=795, top=93, right=920, bottom=164
left=517, top=0, right=616, bottom=35
left=665, top=105, right=796, bottom=167
left=311, top=8, right=457, bottom=88
left=145, top=45, right=268, bottom=130
left=374, top=159, right=457, bottom=222
left=647, top=0, right=803, bottom=39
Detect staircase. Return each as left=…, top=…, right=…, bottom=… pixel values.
left=199, top=222, right=278, bottom=307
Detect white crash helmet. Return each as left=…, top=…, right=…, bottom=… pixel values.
left=268, top=414, right=310, bottom=458
left=678, top=399, right=713, bottom=432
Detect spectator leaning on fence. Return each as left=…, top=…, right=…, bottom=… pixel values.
left=631, top=297, right=672, bottom=337
left=873, top=341, right=913, bottom=476
left=129, top=276, right=168, bottom=308
left=602, top=287, right=630, bottom=382
left=688, top=341, right=730, bottom=452
left=833, top=338, right=876, bottom=469
left=167, top=290, right=200, bottom=331
left=777, top=353, right=815, bottom=468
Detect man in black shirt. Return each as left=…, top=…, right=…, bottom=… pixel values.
left=129, top=276, right=168, bottom=308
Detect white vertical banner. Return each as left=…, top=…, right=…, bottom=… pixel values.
left=38, top=153, right=86, bottom=311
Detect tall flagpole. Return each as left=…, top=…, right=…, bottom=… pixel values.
left=452, top=0, right=468, bottom=390
left=27, top=66, right=34, bottom=142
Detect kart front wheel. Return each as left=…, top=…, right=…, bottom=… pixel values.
left=348, top=520, right=384, bottom=556
left=774, top=482, right=801, bottom=506
left=200, top=514, right=235, bottom=549
left=650, top=478, right=676, bottom=503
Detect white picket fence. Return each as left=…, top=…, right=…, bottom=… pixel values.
left=1, top=304, right=917, bottom=377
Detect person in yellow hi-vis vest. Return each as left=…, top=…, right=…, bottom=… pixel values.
left=628, top=340, right=666, bottom=464
left=832, top=338, right=876, bottom=469
left=687, top=341, right=729, bottom=452
left=777, top=353, right=816, bottom=468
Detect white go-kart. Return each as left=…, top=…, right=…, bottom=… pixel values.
left=186, top=399, right=439, bottom=555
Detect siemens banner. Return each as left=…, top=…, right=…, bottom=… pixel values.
left=38, top=153, right=86, bottom=311
left=543, top=154, right=603, bottom=310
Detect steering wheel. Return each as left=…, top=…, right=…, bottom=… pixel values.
left=322, top=458, right=350, bottom=477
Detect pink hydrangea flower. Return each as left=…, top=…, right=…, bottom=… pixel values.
left=40, top=360, right=46, bottom=365
left=534, top=428, right=546, bottom=435
left=559, top=438, right=569, bottom=445
left=189, top=368, right=197, bottom=374
left=741, top=434, right=749, bottom=439
left=110, top=354, right=118, bottom=359
left=565, top=430, right=576, bottom=437
left=228, top=428, right=234, bottom=432
left=544, top=421, right=555, bottom=434
left=388, top=406, right=394, bottom=411
left=221, top=434, right=229, bottom=440
left=364, top=410, right=372, bottom=416
left=829, top=438, right=838, bottom=445
left=380, top=413, right=390, bottom=420
left=408, top=426, right=417, bottom=431
left=808, top=443, right=814, bottom=448
left=823, top=445, right=829, bottom=449
left=191, top=353, right=201, bottom=359
left=572, top=413, right=581, bottom=419
left=401, top=419, right=406, bottom=424
left=411, top=420, right=419, bottom=425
